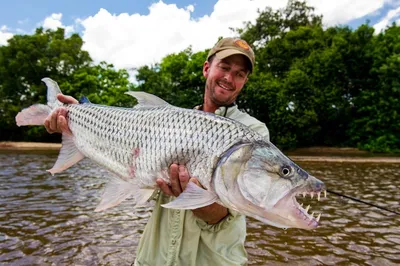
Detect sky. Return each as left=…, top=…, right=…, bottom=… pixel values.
left=1, top=0, right=400, bottom=71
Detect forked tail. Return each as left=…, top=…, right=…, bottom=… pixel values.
left=15, top=78, right=63, bottom=126
left=15, top=78, right=85, bottom=176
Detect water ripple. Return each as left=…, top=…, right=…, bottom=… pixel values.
left=1, top=155, right=399, bottom=265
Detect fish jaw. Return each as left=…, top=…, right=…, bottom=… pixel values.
left=269, top=179, right=326, bottom=229
left=213, top=141, right=327, bottom=230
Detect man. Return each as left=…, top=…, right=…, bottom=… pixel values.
left=45, top=37, right=269, bottom=265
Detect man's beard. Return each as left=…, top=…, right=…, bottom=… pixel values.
left=208, top=82, right=235, bottom=107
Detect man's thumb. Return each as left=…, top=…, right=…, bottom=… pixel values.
left=189, top=178, right=202, bottom=188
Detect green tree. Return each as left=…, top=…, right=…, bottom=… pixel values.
left=135, top=47, right=206, bottom=108
left=0, top=28, right=133, bottom=141
left=349, top=24, right=400, bottom=152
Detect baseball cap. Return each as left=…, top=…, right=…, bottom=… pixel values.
left=207, top=37, right=255, bottom=72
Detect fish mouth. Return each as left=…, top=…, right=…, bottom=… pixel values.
left=275, top=187, right=327, bottom=229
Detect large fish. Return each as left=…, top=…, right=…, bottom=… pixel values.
left=16, top=78, right=326, bottom=230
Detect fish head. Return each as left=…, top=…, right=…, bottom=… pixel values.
left=213, top=141, right=326, bottom=230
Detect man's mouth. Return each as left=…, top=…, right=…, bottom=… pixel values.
left=218, top=82, right=233, bottom=91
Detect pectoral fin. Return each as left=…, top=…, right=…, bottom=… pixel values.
left=161, top=182, right=218, bottom=209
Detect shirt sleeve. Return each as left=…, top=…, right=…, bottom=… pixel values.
left=195, top=208, right=242, bottom=232
left=226, top=106, right=270, bottom=141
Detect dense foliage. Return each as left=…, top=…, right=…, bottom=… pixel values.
left=1, top=0, right=399, bottom=153
left=0, top=28, right=135, bottom=142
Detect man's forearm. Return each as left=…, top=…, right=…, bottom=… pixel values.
left=192, top=203, right=229, bottom=224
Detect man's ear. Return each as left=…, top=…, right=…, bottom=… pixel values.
left=203, top=61, right=210, bottom=78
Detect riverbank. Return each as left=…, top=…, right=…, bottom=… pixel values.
left=1, top=141, right=399, bottom=163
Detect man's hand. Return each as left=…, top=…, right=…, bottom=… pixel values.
left=44, top=94, right=78, bottom=135
left=156, top=164, right=229, bottom=224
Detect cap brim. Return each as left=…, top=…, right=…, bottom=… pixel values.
left=215, top=49, right=253, bottom=71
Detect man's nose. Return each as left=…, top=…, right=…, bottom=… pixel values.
left=224, top=71, right=234, bottom=83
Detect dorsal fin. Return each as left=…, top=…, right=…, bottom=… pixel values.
left=41, top=77, right=63, bottom=109
left=79, top=96, right=91, bottom=104
left=125, top=91, right=169, bottom=107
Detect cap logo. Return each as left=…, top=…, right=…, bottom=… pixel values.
left=234, top=39, right=250, bottom=50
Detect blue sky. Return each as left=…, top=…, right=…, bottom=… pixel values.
left=1, top=0, right=215, bottom=33
left=1, top=0, right=399, bottom=70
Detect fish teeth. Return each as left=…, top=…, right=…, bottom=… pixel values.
left=317, top=192, right=321, bottom=201
left=305, top=205, right=310, bottom=213
left=302, top=192, right=306, bottom=198
left=310, top=192, right=314, bottom=199
left=316, top=213, right=321, bottom=222
left=324, top=190, right=327, bottom=198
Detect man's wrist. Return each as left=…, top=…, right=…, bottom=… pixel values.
left=206, top=208, right=229, bottom=224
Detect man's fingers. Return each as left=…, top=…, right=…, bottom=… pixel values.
left=156, top=178, right=174, bottom=197
left=57, top=94, right=78, bottom=104
left=179, top=165, right=190, bottom=191
left=169, top=164, right=182, bottom=197
left=44, top=118, right=53, bottom=134
left=44, top=94, right=77, bottom=135
left=49, top=109, right=59, bottom=132
left=58, top=116, right=71, bottom=135
left=58, top=108, right=68, bottom=118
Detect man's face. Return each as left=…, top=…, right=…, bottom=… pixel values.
left=203, top=54, right=250, bottom=106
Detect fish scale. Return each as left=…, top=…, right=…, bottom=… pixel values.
left=66, top=103, right=260, bottom=187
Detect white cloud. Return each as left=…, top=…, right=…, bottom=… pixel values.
left=79, top=0, right=283, bottom=70
left=42, top=13, right=74, bottom=35
left=74, top=0, right=398, bottom=71
left=373, top=6, right=400, bottom=32
left=308, top=0, right=388, bottom=25
left=0, top=25, right=13, bottom=46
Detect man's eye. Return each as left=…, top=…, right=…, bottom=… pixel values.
left=237, top=72, right=246, bottom=78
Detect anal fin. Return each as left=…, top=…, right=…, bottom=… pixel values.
left=47, top=134, right=84, bottom=175
left=95, top=177, right=156, bottom=212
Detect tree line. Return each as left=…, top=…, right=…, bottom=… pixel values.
left=0, top=0, right=398, bottom=153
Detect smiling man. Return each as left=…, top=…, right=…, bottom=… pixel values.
left=136, top=37, right=270, bottom=266
left=44, top=37, right=270, bottom=265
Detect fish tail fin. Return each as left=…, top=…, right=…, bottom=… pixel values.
left=15, top=78, right=84, bottom=174
left=15, top=77, right=63, bottom=126
left=15, top=104, right=52, bottom=126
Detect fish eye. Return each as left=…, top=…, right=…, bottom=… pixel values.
left=281, top=166, right=292, bottom=177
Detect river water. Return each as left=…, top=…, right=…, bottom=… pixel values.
left=0, top=153, right=399, bottom=265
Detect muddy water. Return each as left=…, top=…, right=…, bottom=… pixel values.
left=1, top=153, right=399, bottom=265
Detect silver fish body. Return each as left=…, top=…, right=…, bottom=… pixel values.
left=67, top=103, right=263, bottom=190
left=16, top=78, right=327, bottom=230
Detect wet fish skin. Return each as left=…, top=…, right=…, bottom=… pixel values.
left=15, top=78, right=326, bottom=230
left=65, top=101, right=262, bottom=187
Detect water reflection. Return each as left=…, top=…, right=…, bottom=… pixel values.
left=0, top=154, right=399, bottom=265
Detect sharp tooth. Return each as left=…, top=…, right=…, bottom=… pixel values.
left=310, top=192, right=314, bottom=199
left=302, top=192, right=306, bottom=198
left=317, top=192, right=321, bottom=201
left=305, top=205, right=310, bottom=213
left=324, top=190, right=327, bottom=198
left=300, top=203, right=303, bottom=207
left=311, top=212, right=314, bottom=217
left=316, top=213, right=321, bottom=222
